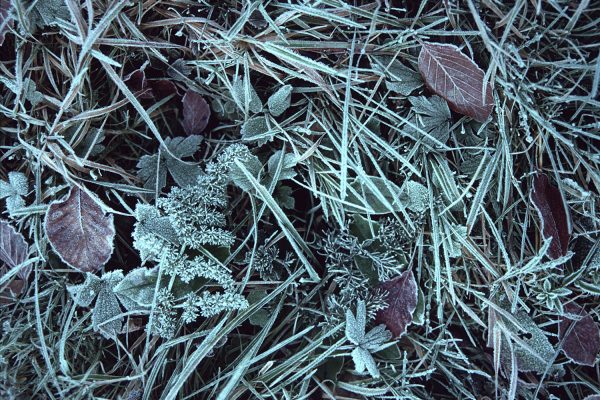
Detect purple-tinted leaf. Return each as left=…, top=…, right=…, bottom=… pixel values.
left=45, top=187, right=115, bottom=273
left=559, top=303, right=600, bottom=366
left=0, top=0, right=13, bottom=47
left=530, top=173, right=571, bottom=259
left=0, top=220, right=29, bottom=280
left=376, top=270, right=417, bottom=337
left=0, top=278, right=24, bottom=303
left=181, top=89, right=210, bottom=135
left=418, top=42, right=493, bottom=122
left=151, top=79, right=178, bottom=99
left=124, top=69, right=153, bottom=99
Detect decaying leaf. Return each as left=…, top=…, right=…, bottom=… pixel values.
left=181, top=89, right=210, bottom=135
left=0, top=219, right=29, bottom=280
left=376, top=270, right=418, bottom=337
left=559, top=303, right=600, bottom=366
left=418, top=42, right=493, bottom=122
left=530, top=173, right=571, bottom=259
left=45, top=187, right=115, bottom=272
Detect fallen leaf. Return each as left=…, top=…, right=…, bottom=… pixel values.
left=418, top=42, right=493, bottom=122
left=376, top=270, right=418, bottom=337
left=0, top=219, right=29, bottom=280
left=181, top=89, right=210, bottom=135
left=559, top=303, right=600, bottom=366
left=151, top=79, right=178, bottom=99
left=45, top=187, right=115, bottom=272
left=124, top=68, right=153, bottom=99
left=530, top=173, right=571, bottom=259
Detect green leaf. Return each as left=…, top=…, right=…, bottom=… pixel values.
left=136, top=135, right=203, bottom=194
left=113, top=267, right=158, bottom=311
left=0, top=172, right=28, bottom=213
left=346, top=176, right=403, bottom=214
left=398, top=180, right=429, bottom=213
left=241, top=115, right=274, bottom=144
left=231, top=76, right=263, bottom=114
left=229, top=152, right=262, bottom=192
left=372, top=56, right=422, bottom=96
left=267, top=150, right=297, bottom=182
left=406, top=96, right=451, bottom=147
left=267, top=85, right=292, bottom=117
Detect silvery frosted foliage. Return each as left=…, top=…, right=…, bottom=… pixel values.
left=206, top=144, right=262, bottom=192
left=231, top=76, right=263, bottom=113
left=0, top=171, right=28, bottom=215
left=68, top=271, right=125, bottom=338
left=157, top=175, right=234, bottom=249
left=132, top=204, right=179, bottom=262
left=129, top=147, right=254, bottom=338
left=406, top=96, right=451, bottom=147
left=345, top=300, right=392, bottom=379
left=399, top=180, right=429, bottom=213
left=136, top=135, right=203, bottom=195
left=267, top=85, right=292, bottom=117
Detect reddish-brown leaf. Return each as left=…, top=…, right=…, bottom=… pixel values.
left=530, top=173, right=571, bottom=259
left=0, top=219, right=29, bottom=280
left=181, top=89, right=210, bottom=135
left=124, top=69, right=154, bottom=99
left=45, top=187, right=115, bottom=273
left=376, top=270, right=418, bottom=337
left=151, top=79, right=178, bottom=99
left=418, top=42, right=493, bottom=122
left=559, top=303, right=600, bottom=366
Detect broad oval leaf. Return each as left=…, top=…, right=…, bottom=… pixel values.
left=376, top=270, right=417, bottom=337
left=0, top=219, right=29, bottom=280
left=418, top=42, right=493, bottom=122
left=346, top=176, right=403, bottom=214
left=267, top=85, right=292, bottom=117
left=45, top=187, right=115, bottom=272
left=530, top=173, right=571, bottom=259
left=181, top=89, right=210, bottom=135
left=559, top=303, right=600, bottom=366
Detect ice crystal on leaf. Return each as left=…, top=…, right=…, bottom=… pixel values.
left=345, top=300, right=392, bottom=379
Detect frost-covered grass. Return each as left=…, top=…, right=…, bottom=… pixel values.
left=1, top=1, right=600, bottom=399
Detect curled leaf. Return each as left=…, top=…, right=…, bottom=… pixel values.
left=418, top=42, right=493, bottom=122
left=376, top=270, right=418, bottom=337
left=181, top=89, right=210, bottom=135
left=530, top=173, right=571, bottom=259
left=45, top=187, right=115, bottom=272
left=559, top=303, right=600, bottom=366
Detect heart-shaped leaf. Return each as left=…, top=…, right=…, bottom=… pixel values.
left=418, top=42, right=493, bottom=122
left=45, top=187, right=115, bottom=272
left=0, top=219, right=29, bottom=280
left=376, top=270, right=418, bottom=337
left=181, top=89, right=210, bottom=135
left=530, top=173, right=571, bottom=259
left=559, top=303, right=600, bottom=366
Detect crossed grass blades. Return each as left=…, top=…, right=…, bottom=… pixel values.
left=1, top=1, right=600, bottom=399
